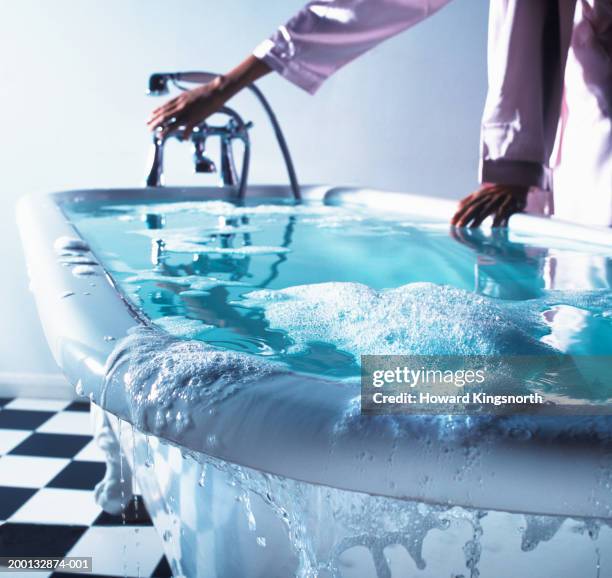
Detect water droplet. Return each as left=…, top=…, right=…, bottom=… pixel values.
left=75, top=380, right=85, bottom=396
left=198, top=464, right=207, bottom=487
left=144, top=436, right=153, bottom=468
left=72, top=265, right=98, bottom=277
left=54, top=236, right=90, bottom=252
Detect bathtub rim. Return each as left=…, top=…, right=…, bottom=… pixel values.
left=16, top=184, right=612, bottom=520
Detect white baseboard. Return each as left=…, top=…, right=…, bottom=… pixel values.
left=0, top=372, right=76, bottom=400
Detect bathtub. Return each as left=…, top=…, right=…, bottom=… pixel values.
left=17, top=185, right=612, bottom=577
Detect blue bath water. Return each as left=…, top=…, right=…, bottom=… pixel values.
left=63, top=197, right=612, bottom=384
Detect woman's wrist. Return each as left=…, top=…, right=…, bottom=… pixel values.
left=217, top=55, right=271, bottom=98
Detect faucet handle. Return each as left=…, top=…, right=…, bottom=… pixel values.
left=192, top=129, right=217, bottom=174
left=194, top=155, right=216, bottom=174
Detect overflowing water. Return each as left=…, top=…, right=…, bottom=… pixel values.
left=126, top=429, right=612, bottom=578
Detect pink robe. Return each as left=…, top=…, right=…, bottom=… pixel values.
left=254, top=0, right=612, bottom=227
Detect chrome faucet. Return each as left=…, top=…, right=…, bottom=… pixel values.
left=146, top=106, right=252, bottom=198
left=145, top=71, right=300, bottom=200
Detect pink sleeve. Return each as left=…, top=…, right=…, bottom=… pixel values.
left=253, top=0, right=455, bottom=94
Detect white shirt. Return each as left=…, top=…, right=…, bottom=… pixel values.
left=254, top=0, right=612, bottom=227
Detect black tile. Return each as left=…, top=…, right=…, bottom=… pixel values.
left=64, top=401, right=90, bottom=413
left=152, top=555, right=173, bottom=577
left=47, top=461, right=106, bottom=491
left=0, top=398, right=12, bottom=409
left=0, top=410, right=54, bottom=430
left=0, top=522, right=86, bottom=557
left=92, top=495, right=153, bottom=527
left=0, top=487, right=36, bottom=520
left=10, top=433, right=91, bottom=459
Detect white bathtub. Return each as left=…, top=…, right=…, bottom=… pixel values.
left=17, top=185, right=612, bottom=577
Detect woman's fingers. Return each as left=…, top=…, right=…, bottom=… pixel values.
left=148, top=93, right=196, bottom=129
left=159, top=117, right=185, bottom=140
left=452, top=188, right=500, bottom=226
left=453, top=195, right=493, bottom=227
left=451, top=202, right=472, bottom=226
left=149, top=97, right=182, bottom=121
left=456, top=192, right=476, bottom=210
left=452, top=186, right=499, bottom=225
left=452, top=184, right=529, bottom=228
left=147, top=84, right=218, bottom=132
left=147, top=78, right=238, bottom=140
left=469, top=194, right=506, bottom=228
left=491, top=196, right=516, bottom=227
left=460, top=199, right=492, bottom=227
left=147, top=102, right=183, bottom=128
left=491, top=186, right=527, bottom=227
left=451, top=198, right=475, bottom=225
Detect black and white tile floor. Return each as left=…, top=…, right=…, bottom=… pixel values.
left=0, top=397, right=172, bottom=577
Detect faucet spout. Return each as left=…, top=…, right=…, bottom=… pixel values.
left=145, top=133, right=165, bottom=187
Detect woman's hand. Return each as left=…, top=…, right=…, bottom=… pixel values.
left=451, top=183, right=529, bottom=228
left=147, top=78, right=227, bottom=140
left=147, top=55, right=272, bottom=141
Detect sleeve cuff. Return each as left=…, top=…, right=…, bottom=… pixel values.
left=253, top=38, right=326, bottom=95
left=479, top=159, right=554, bottom=192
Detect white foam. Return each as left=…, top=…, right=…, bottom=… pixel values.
left=154, top=316, right=212, bottom=338
left=123, top=271, right=248, bottom=291
left=162, top=240, right=291, bottom=255
left=108, top=200, right=334, bottom=218
left=123, top=270, right=192, bottom=286
left=132, top=224, right=262, bottom=239
left=103, top=327, right=282, bottom=438
left=178, top=290, right=210, bottom=297
left=241, top=282, right=555, bottom=356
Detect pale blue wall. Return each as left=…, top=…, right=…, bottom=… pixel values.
left=0, top=0, right=487, bottom=376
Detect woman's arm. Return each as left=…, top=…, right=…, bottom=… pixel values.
left=452, top=0, right=576, bottom=228
left=148, top=0, right=454, bottom=135
left=254, top=0, right=455, bottom=94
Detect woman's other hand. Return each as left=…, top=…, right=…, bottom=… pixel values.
left=451, top=183, right=529, bottom=228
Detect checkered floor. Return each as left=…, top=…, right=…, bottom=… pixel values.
left=0, top=397, right=171, bottom=577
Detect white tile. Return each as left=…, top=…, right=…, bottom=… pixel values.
left=0, top=429, right=31, bottom=454
left=37, top=411, right=92, bottom=435
left=11, top=488, right=101, bottom=525
left=73, top=439, right=106, bottom=462
left=68, top=526, right=163, bottom=577
left=0, top=455, right=69, bottom=488
left=5, top=398, right=70, bottom=412
left=133, top=477, right=142, bottom=495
